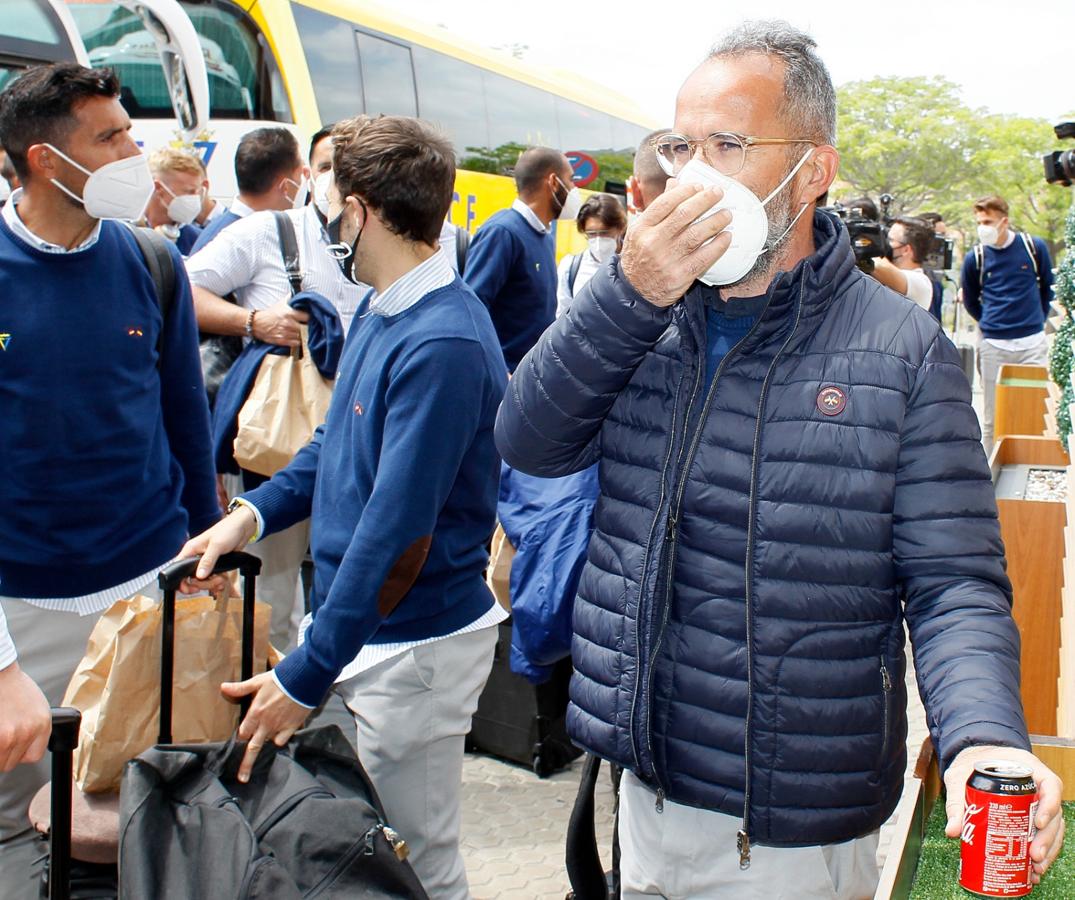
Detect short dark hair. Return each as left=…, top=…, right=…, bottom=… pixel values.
left=844, top=196, right=878, bottom=220
left=919, top=211, right=943, bottom=226
left=309, top=123, right=334, bottom=164
left=576, top=193, right=627, bottom=233
left=894, top=216, right=933, bottom=264
left=0, top=63, right=119, bottom=180
left=634, top=128, right=670, bottom=188
left=513, top=146, right=569, bottom=195
left=234, top=127, right=301, bottom=194
left=332, top=116, right=454, bottom=246
left=973, top=195, right=1009, bottom=217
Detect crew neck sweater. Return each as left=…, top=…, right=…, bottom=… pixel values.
left=242, top=276, right=508, bottom=706
left=961, top=235, right=1054, bottom=339
left=464, top=208, right=556, bottom=372
left=0, top=216, right=219, bottom=598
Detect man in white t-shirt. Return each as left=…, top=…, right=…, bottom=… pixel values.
left=871, top=216, right=935, bottom=310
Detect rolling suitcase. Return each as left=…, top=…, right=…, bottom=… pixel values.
left=467, top=620, right=581, bottom=777
left=33, top=551, right=263, bottom=899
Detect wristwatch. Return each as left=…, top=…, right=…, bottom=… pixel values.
left=226, top=498, right=259, bottom=543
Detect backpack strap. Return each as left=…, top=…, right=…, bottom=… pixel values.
left=273, top=211, right=303, bottom=296
left=127, top=225, right=176, bottom=369
left=454, top=226, right=471, bottom=276
left=973, top=243, right=984, bottom=291
left=568, top=253, right=584, bottom=295
left=1019, top=232, right=1041, bottom=285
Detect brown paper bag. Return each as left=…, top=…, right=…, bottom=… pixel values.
left=486, top=524, right=515, bottom=611
left=233, top=324, right=333, bottom=476
left=62, top=593, right=275, bottom=793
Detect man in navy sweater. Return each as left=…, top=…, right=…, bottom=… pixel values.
left=181, top=115, right=507, bottom=899
left=0, top=64, right=218, bottom=897
left=961, top=194, right=1054, bottom=450
left=464, top=146, right=580, bottom=371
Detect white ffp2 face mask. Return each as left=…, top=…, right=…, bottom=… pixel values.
left=977, top=223, right=1001, bottom=247
left=46, top=143, right=154, bottom=221
left=588, top=235, right=617, bottom=263
left=675, top=150, right=813, bottom=286
left=313, top=171, right=333, bottom=218
left=286, top=177, right=309, bottom=210
left=161, top=183, right=202, bottom=226
left=556, top=177, right=582, bottom=221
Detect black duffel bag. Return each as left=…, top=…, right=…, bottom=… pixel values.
left=118, top=725, right=428, bottom=899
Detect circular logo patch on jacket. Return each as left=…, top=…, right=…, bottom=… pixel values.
left=817, top=386, right=847, bottom=416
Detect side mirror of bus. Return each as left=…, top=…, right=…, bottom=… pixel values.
left=115, top=0, right=209, bottom=139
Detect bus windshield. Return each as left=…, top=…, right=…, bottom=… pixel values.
left=68, top=0, right=291, bottom=123
left=0, top=0, right=79, bottom=92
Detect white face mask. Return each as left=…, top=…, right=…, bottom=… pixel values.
left=45, top=143, right=154, bottom=221
left=160, top=182, right=202, bottom=226
left=286, top=176, right=309, bottom=210
left=588, top=235, right=617, bottom=263
left=675, top=150, right=813, bottom=286
left=555, top=176, right=582, bottom=221
left=977, top=223, right=1001, bottom=247
left=313, top=171, right=333, bottom=218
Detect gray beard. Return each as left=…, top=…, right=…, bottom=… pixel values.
left=727, top=185, right=798, bottom=289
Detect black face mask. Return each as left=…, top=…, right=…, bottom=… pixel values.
left=325, top=199, right=366, bottom=284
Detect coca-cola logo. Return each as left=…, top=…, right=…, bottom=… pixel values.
left=961, top=803, right=983, bottom=845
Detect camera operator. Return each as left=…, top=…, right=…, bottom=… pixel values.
left=870, top=216, right=935, bottom=311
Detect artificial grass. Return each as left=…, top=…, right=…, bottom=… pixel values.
left=908, top=798, right=1075, bottom=898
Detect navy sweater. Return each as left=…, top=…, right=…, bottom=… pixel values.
left=243, top=276, right=508, bottom=706
left=189, top=209, right=240, bottom=255
left=961, top=235, right=1053, bottom=339
left=464, top=208, right=556, bottom=372
left=0, top=217, right=219, bottom=598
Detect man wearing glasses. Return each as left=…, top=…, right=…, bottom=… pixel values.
left=497, top=20, right=1064, bottom=899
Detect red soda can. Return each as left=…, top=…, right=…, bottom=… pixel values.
left=959, top=761, right=1038, bottom=897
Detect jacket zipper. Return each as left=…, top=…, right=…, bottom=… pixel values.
left=738, top=274, right=806, bottom=869
left=628, top=354, right=691, bottom=777
left=879, top=657, right=893, bottom=767
left=643, top=299, right=772, bottom=811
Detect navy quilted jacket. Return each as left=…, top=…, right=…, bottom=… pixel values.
left=495, top=212, right=1030, bottom=849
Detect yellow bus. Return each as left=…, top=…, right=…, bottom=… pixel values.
left=64, top=0, right=657, bottom=249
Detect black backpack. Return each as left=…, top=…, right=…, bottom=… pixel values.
left=119, top=725, right=429, bottom=899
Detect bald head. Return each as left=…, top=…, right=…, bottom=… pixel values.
left=514, top=146, right=572, bottom=198
left=633, top=129, right=671, bottom=211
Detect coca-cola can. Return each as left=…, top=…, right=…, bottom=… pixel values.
left=959, top=761, right=1038, bottom=897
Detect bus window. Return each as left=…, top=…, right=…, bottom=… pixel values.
left=612, top=117, right=648, bottom=155
left=355, top=31, right=416, bottom=118
left=0, top=0, right=77, bottom=90
left=482, top=71, right=557, bottom=152
left=557, top=98, right=613, bottom=154
left=69, top=0, right=291, bottom=122
left=410, top=46, right=488, bottom=157
left=291, top=3, right=363, bottom=125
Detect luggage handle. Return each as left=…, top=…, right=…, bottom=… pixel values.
left=48, top=707, right=81, bottom=900
left=156, top=552, right=263, bottom=744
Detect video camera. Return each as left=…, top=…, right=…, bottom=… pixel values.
left=1043, top=122, right=1075, bottom=186
left=824, top=193, right=954, bottom=273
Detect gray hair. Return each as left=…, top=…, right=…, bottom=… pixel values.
left=709, top=20, right=836, bottom=146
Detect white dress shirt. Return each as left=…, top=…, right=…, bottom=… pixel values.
left=1, top=188, right=101, bottom=253
left=184, top=204, right=366, bottom=334
left=556, top=249, right=601, bottom=318
left=0, top=605, right=16, bottom=669
left=511, top=198, right=550, bottom=235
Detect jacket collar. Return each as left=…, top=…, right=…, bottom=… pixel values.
left=679, top=210, right=856, bottom=355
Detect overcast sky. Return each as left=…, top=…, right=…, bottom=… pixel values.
left=396, top=0, right=1072, bottom=128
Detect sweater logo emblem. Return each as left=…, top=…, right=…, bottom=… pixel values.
left=535, top=262, right=541, bottom=272
left=353, top=402, right=364, bottom=415
left=0, top=333, right=9, bottom=351
left=817, top=386, right=847, bottom=416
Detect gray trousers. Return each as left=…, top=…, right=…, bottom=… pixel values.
left=977, top=336, right=1049, bottom=452
left=619, top=771, right=880, bottom=900
left=0, top=601, right=105, bottom=900
left=337, top=626, right=497, bottom=900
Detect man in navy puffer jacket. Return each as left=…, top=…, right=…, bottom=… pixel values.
left=496, top=21, right=1065, bottom=899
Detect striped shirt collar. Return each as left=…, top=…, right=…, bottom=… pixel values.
left=2, top=188, right=102, bottom=253
left=511, top=198, right=550, bottom=234
left=368, top=248, right=455, bottom=317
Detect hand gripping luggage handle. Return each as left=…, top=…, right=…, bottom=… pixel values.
left=156, top=552, right=263, bottom=744
left=49, top=707, right=81, bottom=900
